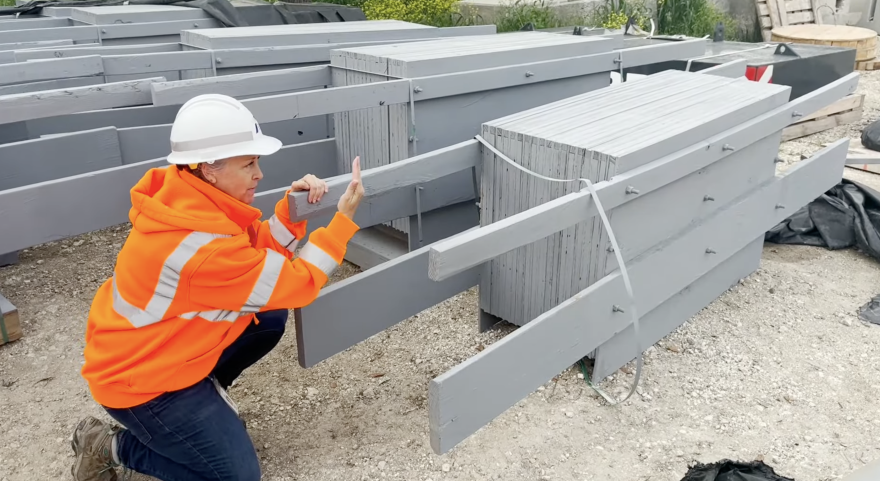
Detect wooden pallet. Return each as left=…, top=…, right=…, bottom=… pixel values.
left=781, top=93, right=864, bottom=141
left=0, top=293, right=22, bottom=347
left=756, top=0, right=822, bottom=41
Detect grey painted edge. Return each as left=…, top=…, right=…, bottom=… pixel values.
left=0, top=39, right=74, bottom=52
left=426, top=72, right=860, bottom=281
left=0, top=55, right=104, bottom=86
left=697, top=59, right=748, bottom=78
left=289, top=139, right=480, bottom=220
left=618, top=38, right=707, bottom=68
left=0, top=77, right=104, bottom=96
left=243, top=78, right=412, bottom=124
left=427, top=139, right=848, bottom=455
left=294, top=227, right=480, bottom=368
left=0, top=77, right=164, bottom=125
left=13, top=42, right=180, bottom=60
left=150, top=65, right=332, bottom=106
left=102, top=51, right=213, bottom=76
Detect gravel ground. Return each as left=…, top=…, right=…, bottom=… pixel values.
left=2, top=71, right=880, bottom=481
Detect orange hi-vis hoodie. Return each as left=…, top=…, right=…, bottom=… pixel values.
left=81, top=165, right=359, bottom=409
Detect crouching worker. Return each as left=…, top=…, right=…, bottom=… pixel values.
left=70, top=94, right=365, bottom=481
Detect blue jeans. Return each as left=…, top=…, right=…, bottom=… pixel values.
left=103, top=309, right=289, bottom=481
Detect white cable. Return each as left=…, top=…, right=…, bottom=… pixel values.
left=475, top=135, right=643, bottom=405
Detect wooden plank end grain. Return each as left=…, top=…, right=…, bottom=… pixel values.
left=0, top=292, right=22, bottom=346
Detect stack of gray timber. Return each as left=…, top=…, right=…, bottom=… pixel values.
left=330, top=31, right=616, bottom=235
left=479, top=69, right=792, bottom=328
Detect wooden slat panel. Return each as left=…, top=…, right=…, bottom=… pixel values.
left=0, top=55, right=104, bottom=86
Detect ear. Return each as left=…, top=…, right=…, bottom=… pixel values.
left=200, top=165, right=217, bottom=184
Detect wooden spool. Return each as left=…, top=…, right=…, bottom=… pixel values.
left=771, top=25, right=878, bottom=62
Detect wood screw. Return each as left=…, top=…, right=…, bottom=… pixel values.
left=792, top=111, right=803, bottom=118
left=101, top=29, right=107, bottom=34
left=525, top=71, right=535, bottom=77
left=413, top=86, right=423, bottom=93
left=722, top=144, right=734, bottom=151
left=776, top=204, right=785, bottom=209
left=774, top=157, right=783, bottom=163
left=379, top=101, right=385, bottom=106
left=703, top=195, right=715, bottom=201
left=194, top=23, right=199, bottom=27
left=606, top=245, right=614, bottom=252
left=705, top=248, right=717, bottom=254
left=612, top=305, right=624, bottom=313
left=215, top=58, right=222, bottom=64
left=625, top=186, right=640, bottom=195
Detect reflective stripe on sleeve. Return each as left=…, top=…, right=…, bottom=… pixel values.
left=298, top=242, right=338, bottom=277
left=268, top=215, right=299, bottom=251
left=241, top=249, right=286, bottom=313
left=111, top=231, right=228, bottom=328
left=180, top=309, right=247, bottom=323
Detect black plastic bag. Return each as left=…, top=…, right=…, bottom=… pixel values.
left=681, top=460, right=795, bottom=481
left=862, top=119, right=880, bottom=151
left=858, top=294, right=880, bottom=325
left=765, top=179, right=880, bottom=263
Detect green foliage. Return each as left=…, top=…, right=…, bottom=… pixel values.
left=587, top=0, right=652, bottom=30
left=656, top=0, right=739, bottom=39
left=493, top=0, right=586, bottom=32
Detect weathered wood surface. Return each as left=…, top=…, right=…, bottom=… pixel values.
left=0, top=77, right=104, bottom=96
left=0, top=17, right=68, bottom=31
left=102, top=51, right=213, bottom=76
left=150, top=65, right=332, bottom=106
left=0, top=26, right=100, bottom=44
left=0, top=77, right=163, bottom=125
left=427, top=72, right=859, bottom=282
left=70, top=5, right=212, bottom=25
left=295, top=228, right=481, bottom=368
left=427, top=139, right=848, bottom=455
left=0, top=55, right=104, bottom=86
left=0, top=39, right=74, bottom=51
left=0, top=292, right=22, bottom=346
left=0, top=127, right=122, bottom=189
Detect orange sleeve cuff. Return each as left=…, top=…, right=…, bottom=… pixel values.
left=326, top=212, right=360, bottom=245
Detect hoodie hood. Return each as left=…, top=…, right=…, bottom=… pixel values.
left=129, top=166, right=262, bottom=236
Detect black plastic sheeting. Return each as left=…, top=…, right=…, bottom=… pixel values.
left=862, top=118, right=880, bottom=151
left=0, top=0, right=366, bottom=27
left=765, top=179, right=880, bottom=263
left=857, top=294, right=880, bottom=325
left=681, top=460, right=795, bottom=481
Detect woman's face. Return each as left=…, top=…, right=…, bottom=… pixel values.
left=202, top=155, right=263, bottom=205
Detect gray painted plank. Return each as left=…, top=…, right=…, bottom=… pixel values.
left=0, top=17, right=69, bottom=31
left=0, top=157, right=165, bottom=254
left=591, top=237, right=763, bottom=381
left=0, top=77, right=163, bottom=125
left=242, top=79, right=412, bottom=123
left=99, top=18, right=222, bottom=39
left=0, top=77, right=104, bottom=96
left=294, top=226, right=481, bottom=368
left=427, top=139, right=848, bottom=455
left=289, top=139, right=480, bottom=220
left=0, top=39, right=74, bottom=51
left=258, top=139, right=337, bottom=191
left=23, top=104, right=179, bottom=138
left=617, top=39, right=706, bottom=68
left=0, top=127, right=122, bottom=189
left=102, top=51, right=213, bottom=76
left=13, top=42, right=180, bottom=61
left=0, top=55, right=104, bottom=86
left=0, top=251, right=18, bottom=267
left=116, top=124, right=172, bottom=164
left=0, top=51, right=12, bottom=64
left=150, top=65, right=332, bottom=106
left=0, top=26, right=99, bottom=44
left=698, top=59, right=748, bottom=78
left=427, top=72, right=860, bottom=281
left=70, top=5, right=212, bottom=25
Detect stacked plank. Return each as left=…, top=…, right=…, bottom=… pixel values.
left=330, top=31, right=615, bottom=234
left=781, top=92, right=864, bottom=140
left=478, top=69, right=792, bottom=327
left=755, top=0, right=858, bottom=42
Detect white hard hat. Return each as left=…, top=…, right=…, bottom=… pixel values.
left=166, top=93, right=281, bottom=166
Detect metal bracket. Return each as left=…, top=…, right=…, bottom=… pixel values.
left=774, top=43, right=801, bottom=58
left=415, top=185, right=425, bottom=248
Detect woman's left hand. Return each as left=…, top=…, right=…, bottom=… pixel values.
left=291, top=174, right=329, bottom=204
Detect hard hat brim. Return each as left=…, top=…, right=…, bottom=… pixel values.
left=166, top=134, right=282, bottom=165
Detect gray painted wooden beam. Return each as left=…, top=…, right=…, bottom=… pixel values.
left=289, top=139, right=480, bottom=220
left=427, top=72, right=859, bottom=281
left=0, top=17, right=69, bottom=31
left=13, top=42, right=180, bottom=61
left=242, top=79, right=412, bottom=123
left=0, top=51, right=12, bottom=64
left=427, top=139, right=848, bottom=455
left=590, top=237, right=763, bottom=381
left=150, top=65, right=332, bottom=106
left=99, top=18, right=221, bottom=39
left=258, top=138, right=338, bottom=191
left=0, top=77, right=163, bottom=125
left=698, top=59, right=747, bottom=78
left=70, top=5, right=212, bottom=25
left=0, top=26, right=99, bottom=44
left=0, top=77, right=104, bottom=96
left=0, top=127, right=122, bottom=190
left=618, top=38, right=707, bottom=68
left=0, top=39, right=74, bottom=51
left=0, top=55, right=104, bottom=86
left=294, top=227, right=481, bottom=368
left=102, top=51, right=213, bottom=76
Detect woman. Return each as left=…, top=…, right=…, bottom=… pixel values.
left=70, top=94, right=365, bottom=481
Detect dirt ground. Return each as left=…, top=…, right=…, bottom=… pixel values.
left=2, top=70, right=880, bottom=481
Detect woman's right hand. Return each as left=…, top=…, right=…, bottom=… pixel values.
left=337, top=156, right=364, bottom=220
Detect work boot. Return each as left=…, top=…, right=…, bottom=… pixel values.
left=70, top=416, right=121, bottom=481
